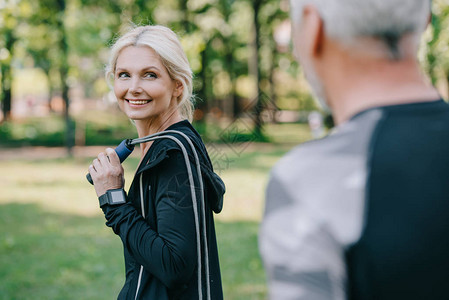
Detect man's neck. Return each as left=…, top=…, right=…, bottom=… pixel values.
left=322, top=50, right=439, bottom=125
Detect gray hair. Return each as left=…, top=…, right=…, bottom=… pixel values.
left=290, top=0, right=431, bottom=58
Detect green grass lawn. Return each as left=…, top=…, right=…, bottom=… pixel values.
left=0, top=123, right=312, bottom=299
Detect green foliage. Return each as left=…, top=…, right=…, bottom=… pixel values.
left=83, top=123, right=137, bottom=146
left=420, top=0, right=449, bottom=88
left=0, top=113, right=136, bottom=147
left=0, top=117, right=65, bottom=147
left=0, top=122, right=11, bottom=141
left=0, top=113, right=311, bottom=147
left=221, top=130, right=271, bottom=143
left=3, top=0, right=447, bottom=146
left=1, top=0, right=310, bottom=128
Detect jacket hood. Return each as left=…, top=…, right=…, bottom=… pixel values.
left=181, top=121, right=225, bottom=214
left=138, top=120, right=225, bottom=214
left=201, top=162, right=225, bottom=213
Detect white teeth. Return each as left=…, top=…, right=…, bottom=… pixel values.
left=128, top=100, right=150, bottom=105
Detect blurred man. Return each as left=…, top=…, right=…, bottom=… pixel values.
left=260, top=0, right=449, bottom=299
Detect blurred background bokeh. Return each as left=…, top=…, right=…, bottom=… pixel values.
left=0, top=0, right=448, bottom=299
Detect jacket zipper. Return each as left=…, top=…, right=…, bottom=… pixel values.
left=135, top=266, right=144, bottom=300
left=134, top=173, right=146, bottom=300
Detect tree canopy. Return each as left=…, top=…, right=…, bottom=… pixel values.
left=1, top=0, right=448, bottom=150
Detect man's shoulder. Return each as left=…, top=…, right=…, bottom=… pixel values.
left=272, top=138, right=329, bottom=176
left=273, top=108, right=384, bottom=180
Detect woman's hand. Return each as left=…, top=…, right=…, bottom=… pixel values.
left=88, top=148, right=125, bottom=197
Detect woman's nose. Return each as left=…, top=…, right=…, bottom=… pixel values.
left=129, top=78, right=143, bottom=95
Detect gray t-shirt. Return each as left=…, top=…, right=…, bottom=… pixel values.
left=260, top=99, right=449, bottom=299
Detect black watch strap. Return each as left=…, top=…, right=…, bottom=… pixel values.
left=99, top=188, right=127, bottom=208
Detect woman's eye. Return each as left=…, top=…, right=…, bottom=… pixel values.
left=144, top=72, right=157, bottom=79
left=117, top=72, right=129, bottom=78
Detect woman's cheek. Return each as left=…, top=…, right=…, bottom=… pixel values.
left=117, top=98, right=125, bottom=113
left=147, top=81, right=165, bottom=98
left=113, top=83, right=124, bottom=99
left=113, top=86, right=126, bottom=111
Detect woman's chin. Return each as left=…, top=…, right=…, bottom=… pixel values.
left=125, top=113, right=156, bottom=122
left=127, top=115, right=148, bottom=121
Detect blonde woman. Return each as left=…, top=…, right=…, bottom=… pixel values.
left=88, top=25, right=225, bottom=300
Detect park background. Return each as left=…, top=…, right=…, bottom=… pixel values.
left=1, top=0, right=449, bottom=299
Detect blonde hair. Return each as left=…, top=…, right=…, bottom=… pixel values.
left=106, top=25, right=194, bottom=122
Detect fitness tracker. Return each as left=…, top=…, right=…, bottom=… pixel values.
left=99, top=188, right=127, bottom=208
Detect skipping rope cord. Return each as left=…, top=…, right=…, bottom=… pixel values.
left=132, top=130, right=210, bottom=300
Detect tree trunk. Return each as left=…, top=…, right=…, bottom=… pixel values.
left=179, top=0, right=190, bottom=32
left=43, top=68, right=54, bottom=112
left=195, top=40, right=210, bottom=125
left=1, top=30, right=15, bottom=123
left=251, top=0, right=263, bottom=138
left=219, top=0, right=239, bottom=120
left=1, top=65, right=12, bottom=123
left=224, top=44, right=239, bottom=119
left=268, top=38, right=278, bottom=123
left=447, top=73, right=449, bottom=101
left=56, top=0, right=74, bottom=156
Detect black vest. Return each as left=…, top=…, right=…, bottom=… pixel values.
left=346, top=101, right=449, bottom=299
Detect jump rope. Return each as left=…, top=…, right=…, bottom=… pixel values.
left=86, top=130, right=211, bottom=300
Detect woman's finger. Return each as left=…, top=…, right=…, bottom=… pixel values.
left=97, top=152, right=109, bottom=165
left=92, top=157, right=102, bottom=172
left=88, top=164, right=96, bottom=173
left=106, top=148, right=120, bottom=165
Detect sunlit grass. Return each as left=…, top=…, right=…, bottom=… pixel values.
left=0, top=123, right=312, bottom=299
left=0, top=203, right=123, bottom=300
left=0, top=153, right=275, bottom=299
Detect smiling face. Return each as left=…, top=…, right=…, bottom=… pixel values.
left=113, top=46, right=182, bottom=123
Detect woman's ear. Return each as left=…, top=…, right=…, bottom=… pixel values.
left=173, top=80, right=184, bottom=98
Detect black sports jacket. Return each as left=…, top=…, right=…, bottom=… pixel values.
left=102, top=120, right=225, bottom=299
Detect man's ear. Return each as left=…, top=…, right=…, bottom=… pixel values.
left=173, top=80, right=184, bottom=98
left=427, top=12, right=432, bottom=27
left=302, top=5, right=325, bottom=57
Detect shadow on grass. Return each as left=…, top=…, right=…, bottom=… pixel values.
left=0, top=203, right=266, bottom=300
left=0, top=202, right=123, bottom=300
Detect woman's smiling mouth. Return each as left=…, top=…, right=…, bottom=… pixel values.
left=127, top=99, right=152, bottom=105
